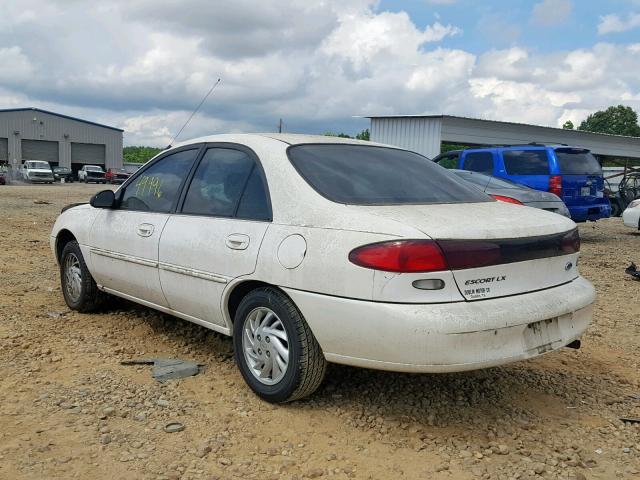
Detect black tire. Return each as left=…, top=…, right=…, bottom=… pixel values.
left=59, top=240, right=104, bottom=312
left=233, top=287, right=326, bottom=403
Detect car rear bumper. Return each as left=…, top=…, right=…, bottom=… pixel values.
left=568, top=202, right=610, bottom=222
left=284, top=276, right=595, bottom=373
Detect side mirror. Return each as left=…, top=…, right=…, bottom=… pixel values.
left=90, top=189, right=116, bottom=209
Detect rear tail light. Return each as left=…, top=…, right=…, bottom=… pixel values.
left=561, top=228, right=580, bottom=254
left=549, top=175, right=563, bottom=197
left=350, top=229, right=580, bottom=273
left=490, top=194, right=523, bottom=205
left=348, top=240, right=447, bottom=273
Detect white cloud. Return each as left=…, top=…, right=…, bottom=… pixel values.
left=0, top=0, right=638, bottom=147
left=531, top=0, right=573, bottom=26
left=598, top=12, right=640, bottom=34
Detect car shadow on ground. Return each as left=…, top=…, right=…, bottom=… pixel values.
left=100, top=300, right=623, bottom=430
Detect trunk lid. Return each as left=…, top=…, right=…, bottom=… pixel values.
left=354, top=202, right=579, bottom=300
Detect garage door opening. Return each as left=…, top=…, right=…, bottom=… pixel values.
left=22, top=139, right=59, bottom=164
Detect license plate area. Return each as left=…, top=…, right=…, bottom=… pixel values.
left=523, top=317, right=563, bottom=354
left=580, top=186, right=591, bottom=196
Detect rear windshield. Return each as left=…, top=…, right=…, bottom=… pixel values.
left=287, top=144, right=491, bottom=205
left=86, top=166, right=103, bottom=171
left=555, top=148, right=602, bottom=175
left=502, top=150, right=550, bottom=175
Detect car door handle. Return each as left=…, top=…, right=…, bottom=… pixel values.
left=136, top=223, right=154, bottom=237
left=225, top=234, right=250, bottom=250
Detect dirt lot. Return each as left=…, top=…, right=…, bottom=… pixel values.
left=0, top=183, right=639, bottom=480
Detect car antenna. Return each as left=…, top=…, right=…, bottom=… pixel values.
left=166, top=78, right=221, bottom=149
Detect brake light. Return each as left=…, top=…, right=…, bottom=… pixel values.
left=549, top=175, right=562, bottom=197
left=561, top=228, right=580, bottom=254
left=348, top=240, right=447, bottom=273
left=490, top=194, right=523, bottom=205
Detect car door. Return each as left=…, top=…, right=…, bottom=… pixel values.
left=158, top=145, right=272, bottom=328
left=89, top=147, right=200, bottom=306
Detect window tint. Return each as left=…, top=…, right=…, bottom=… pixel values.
left=503, top=150, right=550, bottom=175
left=463, top=152, right=494, bottom=173
left=287, top=144, right=491, bottom=205
left=436, top=153, right=459, bottom=169
left=182, top=148, right=262, bottom=218
left=236, top=168, right=271, bottom=220
left=555, top=148, right=601, bottom=175
left=120, top=149, right=197, bottom=212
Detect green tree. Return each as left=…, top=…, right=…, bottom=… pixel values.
left=355, top=128, right=370, bottom=141
left=441, top=142, right=467, bottom=153
left=123, top=146, right=163, bottom=164
left=324, top=132, right=352, bottom=138
left=562, top=120, right=574, bottom=130
left=578, top=105, right=640, bottom=137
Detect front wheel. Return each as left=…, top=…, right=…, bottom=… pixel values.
left=233, top=288, right=326, bottom=403
left=60, top=240, right=104, bottom=312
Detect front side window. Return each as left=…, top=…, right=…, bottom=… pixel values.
left=182, top=148, right=270, bottom=219
left=463, top=152, right=494, bottom=173
left=436, top=153, right=460, bottom=169
left=503, top=150, right=550, bottom=175
left=287, top=144, right=491, bottom=205
left=120, top=149, right=197, bottom=212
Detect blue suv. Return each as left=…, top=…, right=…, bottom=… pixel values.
left=433, top=144, right=611, bottom=222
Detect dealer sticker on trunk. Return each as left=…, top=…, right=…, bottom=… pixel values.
left=463, top=275, right=506, bottom=299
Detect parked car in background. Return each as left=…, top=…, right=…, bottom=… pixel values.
left=51, top=134, right=595, bottom=403
left=78, top=165, right=106, bottom=183
left=21, top=160, right=54, bottom=183
left=452, top=170, right=571, bottom=217
left=0, top=164, right=7, bottom=185
left=433, top=145, right=610, bottom=222
left=105, top=168, right=130, bottom=184
left=622, top=199, right=640, bottom=230
left=53, top=166, right=74, bottom=183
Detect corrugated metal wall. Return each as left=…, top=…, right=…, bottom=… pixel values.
left=370, top=115, right=640, bottom=160
left=370, top=117, right=443, bottom=158
left=0, top=109, right=122, bottom=170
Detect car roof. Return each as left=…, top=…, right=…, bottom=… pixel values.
left=172, top=133, right=387, bottom=148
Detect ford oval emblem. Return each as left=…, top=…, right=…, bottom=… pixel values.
left=565, top=262, right=573, bottom=271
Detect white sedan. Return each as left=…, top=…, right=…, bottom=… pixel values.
left=622, top=199, right=640, bottom=230
left=51, top=134, right=595, bottom=402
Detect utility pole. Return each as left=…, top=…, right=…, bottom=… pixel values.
left=278, top=118, right=283, bottom=133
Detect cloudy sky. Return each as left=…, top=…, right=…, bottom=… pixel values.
left=1, top=0, right=639, bottom=146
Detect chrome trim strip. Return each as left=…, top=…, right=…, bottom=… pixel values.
left=90, top=247, right=158, bottom=268
left=158, top=262, right=229, bottom=284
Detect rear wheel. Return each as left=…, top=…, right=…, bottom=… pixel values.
left=60, top=241, right=104, bottom=312
left=233, top=287, right=326, bottom=403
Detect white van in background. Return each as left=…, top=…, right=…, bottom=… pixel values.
left=21, top=161, right=55, bottom=183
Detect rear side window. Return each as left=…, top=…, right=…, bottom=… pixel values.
left=182, top=148, right=271, bottom=220
left=555, top=148, right=602, bottom=175
left=120, top=149, right=197, bottom=212
left=287, top=144, right=491, bottom=205
left=503, top=150, right=550, bottom=175
left=463, top=152, right=494, bottom=173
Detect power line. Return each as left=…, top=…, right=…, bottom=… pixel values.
left=168, top=78, right=221, bottom=147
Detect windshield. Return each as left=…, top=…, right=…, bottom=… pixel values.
left=555, top=148, right=602, bottom=175
left=287, top=144, right=492, bottom=205
left=54, top=167, right=70, bottom=172
left=26, top=161, right=50, bottom=170
left=86, top=166, right=103, bottom=172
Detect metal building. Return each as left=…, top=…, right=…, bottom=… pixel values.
left=368, top=115, right=640, bottom=160
left=0, top=107, right=123, bottom=175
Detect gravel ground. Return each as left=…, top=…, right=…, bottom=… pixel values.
left=0, top=183, right=639, bottom=480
